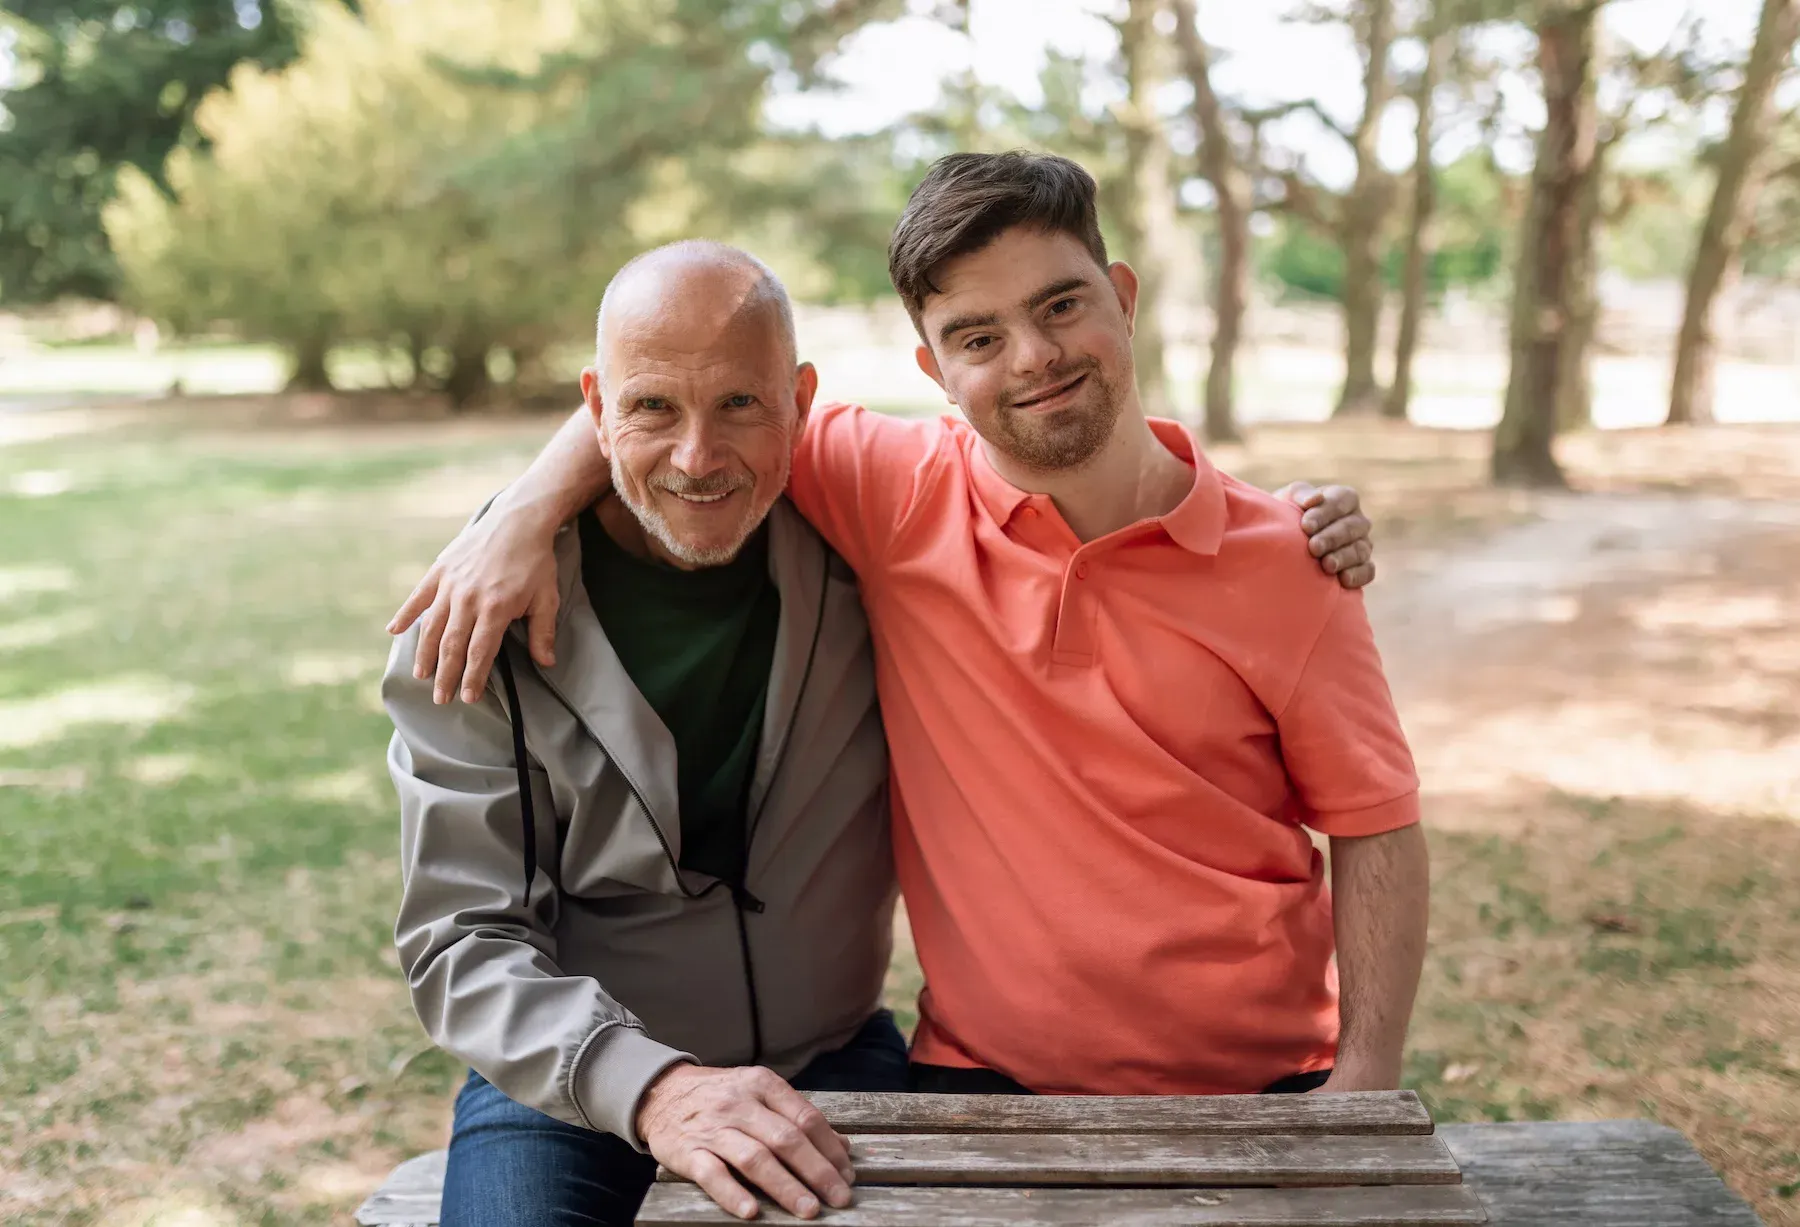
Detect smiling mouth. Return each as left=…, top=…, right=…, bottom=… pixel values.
left=665, top=488, right=738, bottom=505
left=1011, top=372, right=1088, bottom=411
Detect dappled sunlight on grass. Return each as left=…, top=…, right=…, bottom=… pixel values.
left=1411, top=699, right=1800, bottom=818
left=0, top=609, right=101, bottom=652
left=292, top=768, right=387, bottom=805
left=7, top=469, right=76, bottom=497
left=122, top=753, right=202, bottom=786
left=284, top=653, right=380, bottom=688
left=0, top=564, right=76, bottom=601
left=0, top=677, right=194, bottom=750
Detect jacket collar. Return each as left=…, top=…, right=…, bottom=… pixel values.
left=512, top=496, right=827, bottom=871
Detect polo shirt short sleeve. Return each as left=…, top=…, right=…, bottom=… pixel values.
left=1278, top=589, right=1421, bottom=838
left=787, top=401, right=944, bottom=575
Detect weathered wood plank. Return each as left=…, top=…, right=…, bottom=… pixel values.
left=356, top=1120, right=1765, bottom=1226
left=354, top=1148, right=444, bottom=1226
left=637, top=1183, right=1490, bottom=1225
left=805, top=1090, right=1433, bottom=1135
left=1440, top=1121, right=1762, bottom=1226
left=655, top=1133, right=1463, bottom=1187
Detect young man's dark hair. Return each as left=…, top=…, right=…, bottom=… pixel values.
left=886, top=151, right=1110, bottom=332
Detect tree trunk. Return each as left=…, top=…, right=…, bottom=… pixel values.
left=1207, top=189, right=1251, bottom=446
left=1334, top=0, right=1398, bottom=418
left=286, top=333, right=333, bottom=392
left=404, top=331, right=428, bottom=390
left=1118, top=0, right=1176, bottom=420
left=1492, top=3, right=1599, bottom=488
left=1387, top=21, right=1448, bottom=422
left=441, top=339, right=492, bottom=411
left=1557, top=131, right=1608, bottom=432
left=1669, top=0, right=1800, bottom=425
left=1172, top=0, right=1247, bottom=443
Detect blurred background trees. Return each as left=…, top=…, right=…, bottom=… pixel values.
left=3, top=0, right=1797, bottom=461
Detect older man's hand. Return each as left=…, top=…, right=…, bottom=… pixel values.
left=1276, top=482, right=1375, bottom=590
left=637, top=1064, right=855, bottom=1221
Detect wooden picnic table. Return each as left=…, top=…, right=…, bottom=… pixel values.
left=356, top=1091, right=1764, bottom=1226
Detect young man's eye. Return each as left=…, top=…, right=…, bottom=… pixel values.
left=965, top=335, right=995, bottom=352
left=1048, top=297, right=1078, bottom=316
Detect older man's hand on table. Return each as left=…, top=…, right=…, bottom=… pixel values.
left=636, top=1063, right=855, bottom=1221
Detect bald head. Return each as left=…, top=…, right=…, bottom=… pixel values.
left=580, top=240, right=818, bottom=570
left=595, top=240, right=796, bottom=388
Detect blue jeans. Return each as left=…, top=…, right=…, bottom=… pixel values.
left=441, top=1010, right=909, bottom=1227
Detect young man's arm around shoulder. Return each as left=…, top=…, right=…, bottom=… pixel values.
left=386, top=407, right=1381, bottom=703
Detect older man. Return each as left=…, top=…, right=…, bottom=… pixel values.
left=387, top=234, right=1379, bottom=1226
left=386, top=246, right=903, bottom=1227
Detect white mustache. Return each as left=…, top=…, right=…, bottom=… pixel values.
left=655, top=474, right=748, bottom=496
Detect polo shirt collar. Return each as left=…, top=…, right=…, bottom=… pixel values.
left=1149, top=418, right=1226, bottom=557
left=969, top=417, right=1226, bottom=556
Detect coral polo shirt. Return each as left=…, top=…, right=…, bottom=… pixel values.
left=788, top=402, right=1421, bottom=1096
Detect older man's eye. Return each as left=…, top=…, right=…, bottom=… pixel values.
left=637, top=397, right=671, bottom=412
left=725, top=394, right=756, bottom=409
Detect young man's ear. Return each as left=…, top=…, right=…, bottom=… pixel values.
left=1108, top=262, right=1141, bottom=337
left=579, top=367, right=613, bottom=458
left=915, top=345, right=955, bottom=405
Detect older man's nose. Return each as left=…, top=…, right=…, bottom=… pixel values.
left=669, top=419, right=724, bottom=476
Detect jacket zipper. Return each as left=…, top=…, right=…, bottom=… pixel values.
left=728, top=543, right=829, bottom=1063
left=508, top=538, right=831, bottom=1064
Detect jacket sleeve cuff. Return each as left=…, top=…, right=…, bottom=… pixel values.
left=572, top=1025, right=696, bottom=1151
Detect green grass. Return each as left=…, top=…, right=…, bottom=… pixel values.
left=0, top=412, right=550, bottom=1223
left=0, top=341, right=476, bottom=399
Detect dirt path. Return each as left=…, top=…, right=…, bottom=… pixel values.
left=1359, top=490, right=1800, bottom=1224
left=1368, top=490, right=1800, bottom=694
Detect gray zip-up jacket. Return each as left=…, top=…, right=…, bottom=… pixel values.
left=382, top=497, right=894, bottom=1147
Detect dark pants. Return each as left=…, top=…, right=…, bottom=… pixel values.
left=907, top=1062, right=1333, bottom=1095
left=441, top=1010, right=909, bottom=1227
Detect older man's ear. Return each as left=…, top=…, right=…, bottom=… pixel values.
left=580, top=367, right=602, bottom=414
left=793, top=362, right=819, bottom=426
left=579, top=368, right=615, bottom=460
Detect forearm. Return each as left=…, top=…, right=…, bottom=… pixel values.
left=1327, top=822, right=1430, bottom=1088
left=495, top=405, right=612, bottom=529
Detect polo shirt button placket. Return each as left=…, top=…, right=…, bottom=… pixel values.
left=1052, top=555, right=1098, bottom=667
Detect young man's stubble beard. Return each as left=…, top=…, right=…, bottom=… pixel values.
left=985, top=358, right=1126, bottom=474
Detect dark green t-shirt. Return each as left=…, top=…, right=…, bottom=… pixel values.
left=578, top=506, right=780, bottom=885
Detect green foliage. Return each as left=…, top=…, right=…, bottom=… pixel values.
left=0, top=1, right=304, bottom=304
left=102, top=0, right=906, bottom=392
left=1262, top=153, right=1511, bottom=301
left=1263, top=222, right=1348, bottom=300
